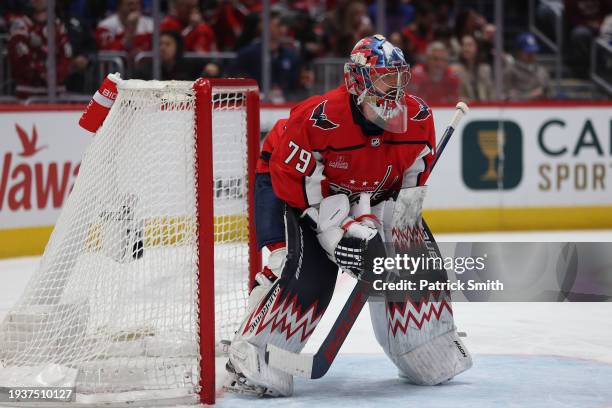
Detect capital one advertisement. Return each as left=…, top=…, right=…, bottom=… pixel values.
left=426, top=105, right=612, bottom=208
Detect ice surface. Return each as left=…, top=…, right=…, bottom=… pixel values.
left=1, top=231, right=611, bottom=407
left=220, top=354, right=612, bottom=408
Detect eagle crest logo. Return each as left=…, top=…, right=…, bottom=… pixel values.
left=310, top=100, right=339, bottom=130
left=410, top=95, right=431, bottom=121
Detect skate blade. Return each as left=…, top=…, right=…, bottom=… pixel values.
left=223, top=382, right=267, bottom=397
left=224, top=361, right=269, bottom=397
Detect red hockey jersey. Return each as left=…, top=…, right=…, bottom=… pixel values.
left=8, top=15, right=72, bottom=98
left=95, top=14, right=153, bottom=52
left=256, top=118, right=288, bottom=174
left=160, top=16, right=216, bottom=52
left=262, top=86, right=436, bottom=210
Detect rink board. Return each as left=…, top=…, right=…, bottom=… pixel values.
left=1, top=103, right=612, bottom=258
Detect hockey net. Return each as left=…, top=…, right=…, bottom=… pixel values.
left=0, top=78, right=260, bottom=405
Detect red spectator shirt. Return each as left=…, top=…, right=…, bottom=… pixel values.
left=96, top=14, right=153, bottom=52
left=261, top=86, right=436, bottom=210
left=160, top=16, right=216, bottom=52
left=211, top=3, right=245, bottom=50
left=402, top=26, right=434, bottom=59
left=409, top=64, right=460, bottom=104
left=8, top=15, right=72, bottom=98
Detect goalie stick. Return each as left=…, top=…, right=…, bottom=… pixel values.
left=265, top=102, right=469, bottom=379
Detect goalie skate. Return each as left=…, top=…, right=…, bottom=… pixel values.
left=223, top=361, right=278, bottom=397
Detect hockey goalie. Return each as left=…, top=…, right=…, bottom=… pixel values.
left=225, top=34, right=473, bottom=396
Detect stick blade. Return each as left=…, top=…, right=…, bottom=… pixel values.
left=266, top=344, right=315, bottom=378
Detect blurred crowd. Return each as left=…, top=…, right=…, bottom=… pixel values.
left=0, top=0, right=610, bottom=103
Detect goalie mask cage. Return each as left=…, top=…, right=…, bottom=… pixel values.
left=0, top=78, right=261, bottom=405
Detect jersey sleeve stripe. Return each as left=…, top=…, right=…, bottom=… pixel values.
left=260, top=151, right=272, bottom=162
left=312, top=143, right=366, bottom=153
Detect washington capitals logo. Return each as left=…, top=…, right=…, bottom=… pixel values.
left=410, top=95, right=431, bottom=121
left=310, top=100, right=339, bottom=130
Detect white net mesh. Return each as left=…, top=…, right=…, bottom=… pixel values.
left=0, top=80, right=255, bottom=404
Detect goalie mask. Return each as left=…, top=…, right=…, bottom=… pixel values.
left=344, top=34, right=411, bottom=133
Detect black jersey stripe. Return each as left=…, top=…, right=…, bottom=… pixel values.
left=260, top=151, right=272, bottom=162
left=313, top=144, right=366, bottom=153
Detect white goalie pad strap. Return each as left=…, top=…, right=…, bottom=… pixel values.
left=267, top=247, right=287, bottom=277
left=304, top=162, right=325, bottom=206
left=266, top=344, right=314, bottom=378
left=229, top=340, right=294, bottom=396
left=312, top=194, right=351, bottom=257
left=401, top=146, right=430, bottom=188
left=248, top=278, right=274, bottom=313
left=371, top=199, right=396, bottom=242
left=394, top=330, right=473, bottom=386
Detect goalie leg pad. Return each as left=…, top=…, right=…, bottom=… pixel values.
left=394, top=330, right=473, bottom=385
left=228, top=338, right=293, bottom=396
left=368, top=185, right=472, bottom=384
left=227, top=207, right=338, bottom=396
left=368, top=274, right=471, bottom=384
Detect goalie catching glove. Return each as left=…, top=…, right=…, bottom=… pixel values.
left=302, top=194, right=385, bottom=279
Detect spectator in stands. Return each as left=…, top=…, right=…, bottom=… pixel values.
left=0, top=1, right=28, bottom=33
left=454, top=8, right=496, bottom=65
left=289, top=7, right=323, bottom=63
left=601, top=13, right=612, bottom=43
left=433, top=25, right=460, bottom=61
left=566, top=0, right=609, bottom=78
left=389, top=31, right=415, bottom=66
left=478, top=22, right=497, bottom=66
left=60, top=7, right=97, bottom=94
left=161, top=0, right=216, bottom=52
left=341, top=1, right=374, bottom=56
left=230, top=10, right=301, bottom=102
left=401, top=2, right=436, bottom=63
left=452, top=34, right=494, bottom=102
left=432, top=0, right=455, bottom=27
left=535, top=0, right=562, bottom=45
left=454, top=8, right=487, bottom=40
left=504, top=33, right=550, bottom=100
left=283, top=64, right=316, bottom=101
left=57, top=0, right=108, bottom=32
left=408, top=41, right=459, bottom=104
left=234, top=11, right=261, bottom=50
left=135, top=30, right=198, bottom=80
left=322, top=0, right=374, bottom=57
left=210, top=0, right=247, bottom=51
left=7, top=0, right=72, bottom=98
left=367, top=0, right=415, bottom=35
left=95, top=0, right=153, bottom=54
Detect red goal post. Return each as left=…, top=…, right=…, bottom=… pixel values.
left=195, top=78, right=262, bottom=404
